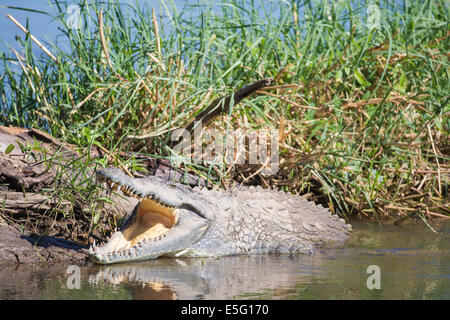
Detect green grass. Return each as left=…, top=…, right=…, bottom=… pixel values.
left=0, top=0, right=448, bottom=237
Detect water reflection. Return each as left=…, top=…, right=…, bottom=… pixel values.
left=1, top=220, right=449, bottom=299
left=87, top=254, right=327, bottom=299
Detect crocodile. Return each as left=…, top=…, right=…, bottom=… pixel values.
left=89, top=168, right=352, bottom=264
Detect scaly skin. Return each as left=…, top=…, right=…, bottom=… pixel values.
left=89, top=168, right=351, bottom=264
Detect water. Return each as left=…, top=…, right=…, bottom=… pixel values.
left=0, top=220, right=449, bottom=299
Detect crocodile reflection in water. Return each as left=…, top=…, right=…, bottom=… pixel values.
left=88, top=254, right=328, bottom=299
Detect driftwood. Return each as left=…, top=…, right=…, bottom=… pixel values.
left=0, top=192, right=71, bottom=215
left=0, top=126, right=82, bottom=215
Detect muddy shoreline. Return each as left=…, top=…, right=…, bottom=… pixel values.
left=0, top=223, right=88, bottom=264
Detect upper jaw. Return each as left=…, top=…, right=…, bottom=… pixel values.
left=96, top=169, right=183, bottom=208
left=96, top=167, right=211, bottom=219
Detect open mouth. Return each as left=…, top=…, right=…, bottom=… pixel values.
left=91, top=175, right=179, bottom=255
left=123, top=198, right=177, bottom=247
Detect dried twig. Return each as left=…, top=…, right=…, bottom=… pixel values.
left=256, top=90, right=318, bottom=110
left=152, top=8, right=161, bottom=57
left=6, top=14, right=57, bottom=61
left=98, top=8, right=113, bottom=70
left=427, top=124, right=442, bottom=195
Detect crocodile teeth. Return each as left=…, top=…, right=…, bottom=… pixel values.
left=89, top=241, right=100, bottom=255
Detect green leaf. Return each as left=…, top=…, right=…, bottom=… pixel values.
left=93, top=212, right=101, bottom=225
left=354, top=69, right=370, bottom=87
left=396, top=73, right=408, bottom=93
left=5, top=144, right=15, bottom=154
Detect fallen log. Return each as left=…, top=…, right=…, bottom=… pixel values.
left=0, top=192, right=71, bottom=216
